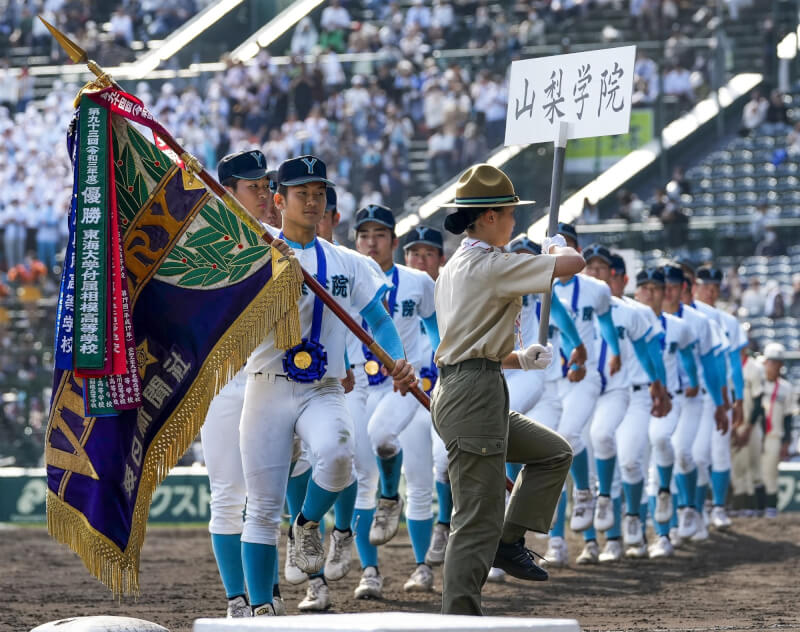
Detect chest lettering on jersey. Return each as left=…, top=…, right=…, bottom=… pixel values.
left=402, top=299, right=417, bottom=318
left=582, top=306, right=593, bottom=321
left=331, top=274, right=348, bottom=297
left=669, top=341, right=678, bottom=354
left=617, top=326, right=625, bottom=340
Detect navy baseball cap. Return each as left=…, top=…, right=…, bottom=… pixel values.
left=218, top=149, right=268, bottom=182
left=696, top=265, right=723, bottom=284
left=403, top=225, right=444, bottom=252
left=582, top=243, right=612, bottom=264
left=507, top=236, right=541, bottom=255
left=662, top=263, right=685, bottom=285
left=609, top=254, right=626, bottom=276
left=267, top=170, right=278, bottom=193
left=557, top=222, right=578, bottom=244
left=326, top=187, right=337, bottom=212
left=355, top=204, right=395, bottom=231
left=636, top=268, right=665, bottom=287
left=277, top=155, right=335, bottom=187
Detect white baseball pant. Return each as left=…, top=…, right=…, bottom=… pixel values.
left=505, top=369, right=545, bottom=418
left=671, top=393, right=701, bottom=474
left=526, top=377, right=563, bottom=431
left=648, top=395, right=682, bottom=469
left=200, top=372, right=247, bottom=535
left=616, top=386, right=652, bottom=484
left=590, top=387, right=630, bottom=460
left=240, top=374, right=354, bottom=545
left=556, top=371, right=602, bottom=454
left=692, top=394, right=731, bottom=486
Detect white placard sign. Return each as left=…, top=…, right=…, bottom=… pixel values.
left=504, top=46, right=636, bottom=146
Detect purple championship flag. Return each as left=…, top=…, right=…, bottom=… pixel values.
left=46, top=86, right=303, bottom=594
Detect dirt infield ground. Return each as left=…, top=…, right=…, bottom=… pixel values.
left=3, top=515, right=800, bottom=632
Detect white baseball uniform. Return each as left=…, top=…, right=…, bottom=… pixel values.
left=239, top=230, right=388, bottom=545
left=505, top=293, right=546, bottom=416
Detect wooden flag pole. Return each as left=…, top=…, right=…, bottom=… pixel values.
left=39, top=17, right=431, bottom=410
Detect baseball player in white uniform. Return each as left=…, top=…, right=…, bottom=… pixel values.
left=731, top=348, right=766, bottom=514
left=200, top=149, right=286, bottom=618
left=692, top=265, right=748, bottom=528
left=238, top=156, right=415, bottom=617
left=545, top=223, right=621, bottom=566
left=661, top=263, right=729, bottom=540
left=402, top=226, right=451, bottom=569
left=582, top=245, right=666, bottom=563
left=605, top=255, right=670, bottom=559
left=353, top=205, right=440, bottom=595
left=634, top=267, right=698, bottom=558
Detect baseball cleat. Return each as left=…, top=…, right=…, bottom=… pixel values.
left=594, top=495, right=614, bottom=532
left=648, top=535, right=674, bottom=559
left=324, top=529, right=354, bottom=582
left=252, top=603, right=277, bottom=617
left=293, top=518, right=325, bottom=574
left=369, top=497, right=404, bottom=545
left=493, top=538, right=548, bottom=581
left=285, top=535, right=308, bottom=585
left=575, top=540, right=599, bottom=565
left=226, top=595, right=251, bottom=618
left=354, top=566, right=383, bottom=599
left=622, top=514, right=644, bottom=547
left=425, top=522, right=449, bottom=566
left=543, top=536, right=568, bottom=567
left=487, top=567, right=507, bottom=582
left=710, top=506, right=732, bottom=530
left=690, top=520, right=709, bottom=542
left=403, top=563, right=434, bottom=592
left=570, top=488, right=596, bottom=532
left=298, top=577, right=331, bottom=611
left=677, top=507, right=699, bottom=539
left=669, top=527, right=684, bottom=549
left=273, top=596, right=286, bottom=616
left=654, top=490, right=672, bottom=524
left=598, top=539, right=623, bottom=562
left=625, top=542, right=648, bottom=559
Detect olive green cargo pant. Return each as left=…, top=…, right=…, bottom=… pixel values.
left=431, top=359, right=573, bottom=616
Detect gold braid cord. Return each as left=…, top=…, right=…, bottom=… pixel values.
left=46, top=248, right=303, bottom=596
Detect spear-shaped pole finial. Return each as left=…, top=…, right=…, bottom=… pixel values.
left=38, top=15, right=114, bottom=88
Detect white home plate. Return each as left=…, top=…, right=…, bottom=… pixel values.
left=31, top=616, right=168, bottom=632
left=193, top=612, right=580, bottom=632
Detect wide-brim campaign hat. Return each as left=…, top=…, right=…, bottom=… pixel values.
left=440, top=164, right=535, bottom=208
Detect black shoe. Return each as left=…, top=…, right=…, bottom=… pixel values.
left=493, top=538, right=549, bottom=582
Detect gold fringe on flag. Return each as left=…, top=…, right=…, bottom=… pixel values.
left=47, top=246, right=303, bottom=595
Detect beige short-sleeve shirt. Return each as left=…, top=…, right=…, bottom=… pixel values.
left=434, top=238, right=556, bottom=366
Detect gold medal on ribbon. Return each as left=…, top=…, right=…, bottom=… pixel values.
left=364, top=360, right=380, bottom=376
left=294, top=351, right=313, bottom=370
left=422, top=377, right=433, bottom=392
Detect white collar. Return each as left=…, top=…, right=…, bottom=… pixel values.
left=460, top=237, right=494, bottom=252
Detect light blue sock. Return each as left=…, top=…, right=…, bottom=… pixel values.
left=241, top=541, right=276, bottom=607
left=623, top=480, right=644, bottom=515
left=378, top=451, right=403, bottom=498
left=583, top=525, right=597, bottom=542
left=670, top=503, right=679, bottom=529
left=334, top=480, right=358, bottom=531
left=549, top=490, right=567, bottom=539
left=648, top=496, right=670, bottom=537
left=506, top=463, right=523, bottom=481
left=352, top=508, right=379, bottom=568
left=694, top=484, right=709, bottom=513
left=570, top=448, right=591, bottom=490
left=606, top=496, right=623, bottom=540
left=301, top=478, right=339, bottom=523
left=674, top=473, right=689, bottom=508
left=286, top=468, right=311, bottom=522
left=596, top=456, right=616, bottom=496
left=710, top=469, right=730, bottom=507
left=436, top=480, right=452, bottom=524
left=210, top=533, right=245, bottom=599
left=656, top=464, right=673, bottom=490
left=639, top=502, right=648, bottom=539
left=273, top=554, right=279, bottom=595
left=407, top=517, right=434, bottom=564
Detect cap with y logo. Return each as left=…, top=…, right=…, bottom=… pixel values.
left=218, top=149, right=269, bottom=182
left=661, top=263, right=685, bottom=285
left=507, top=235, right=541, bottom=255
left=278, top=155, right=335, bottom=187
left=326, top=187, right=337, bottom=211
left=355, top=204, right=395, bottom=231
left=636, top=268, right=665, bottom=287
left=403, top=225, right=444, bottom=251
left=582, top=243, right=612, bottom=264
left=696, top=265, right=723, bottom=284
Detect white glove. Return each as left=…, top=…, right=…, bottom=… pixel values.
left=542, top=234, right=567, bottom=254
left=515, top=343, right=553, bottom=371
